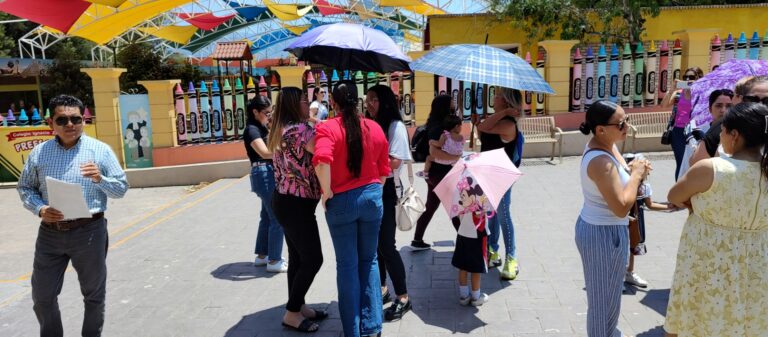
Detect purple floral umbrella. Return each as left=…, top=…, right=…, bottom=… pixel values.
left=690, top=59, right=768, bottom=126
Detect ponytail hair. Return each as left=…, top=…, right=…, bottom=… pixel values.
left=580, top=100, right=619, bottom=135
left=332, top=80, right=363, bottom=177
left=721, top=102, right=768, bottom=182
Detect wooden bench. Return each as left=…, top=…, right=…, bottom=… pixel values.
left=518, top=116, right=564, bottom=163
left=623, top=111, right=672, bottom=153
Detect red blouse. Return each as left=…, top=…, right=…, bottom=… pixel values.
left=312, top=117, right=390, bottom=194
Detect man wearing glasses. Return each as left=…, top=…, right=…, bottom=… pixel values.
left=17, top=95, right=129, bottom=337
left=310, top=88, right=329, bottom=121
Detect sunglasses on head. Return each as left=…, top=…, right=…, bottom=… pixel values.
left=54, top=116, right=83, bottom=126
left=603, top=117, right=630, bottom=131
left=742, top=95, right=768, bottom=105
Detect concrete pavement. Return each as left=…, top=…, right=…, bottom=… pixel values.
left=0, top=154, right=687, bottom=336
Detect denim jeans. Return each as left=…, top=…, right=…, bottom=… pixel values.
left=488, top=188, right=516, bottom=259
left=670, top=126, right=686, bottom=181
left=250, top=164, right=284, bottom=261
left=325, top=183, right=384, bottom=337
left=32, top=218, right=108, bottom=337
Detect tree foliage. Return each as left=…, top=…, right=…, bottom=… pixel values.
left=489, top=0, right=767, bottom=45
left=40, top=40, right=94, bottom=109
left=116, top=42, right=202, bottom=92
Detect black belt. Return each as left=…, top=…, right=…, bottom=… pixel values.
left=252, top=161, right=272, bottom=167
left=42, top=212, right=104, bottom=231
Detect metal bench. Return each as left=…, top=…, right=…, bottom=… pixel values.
left=518, top=116, right=564, bottom=163
left=624, top=111, right=673, bottom=153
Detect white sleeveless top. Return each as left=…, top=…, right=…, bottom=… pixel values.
left=579, top=147, right=631, bottom=226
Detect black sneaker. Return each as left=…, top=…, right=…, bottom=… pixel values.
left=384, top=299, right=411, bottom=321
left=382, top=292, right=392, bottom=305
left=410, top=240, right=431, bottom=251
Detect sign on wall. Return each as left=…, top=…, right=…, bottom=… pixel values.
left=119, top=94, right=153, bottom=168
left=0, top=125, right=97, bottom=182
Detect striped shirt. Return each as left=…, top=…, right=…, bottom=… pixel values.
left=17, top=135, right=129, bottom=217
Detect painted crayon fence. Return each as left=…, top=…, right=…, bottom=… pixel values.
left=301, top=69, right=417, bottom=124
left=708, top=31, right=768, bottom=71
left=172, top=73, right=281, bottom=146
left=569, top=40, right=682, bottom=112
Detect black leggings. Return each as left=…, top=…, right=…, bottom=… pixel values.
left=272, top=192, right=323, bottom=312
left=378, top=178, right=408, bottom=295
left=413, top=162, right=460, bottom=241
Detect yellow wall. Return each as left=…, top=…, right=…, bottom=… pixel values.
left=429, top=5, right=768, bottom=47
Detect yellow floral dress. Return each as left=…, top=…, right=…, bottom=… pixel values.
left=664, top=157, right=768, bottom=336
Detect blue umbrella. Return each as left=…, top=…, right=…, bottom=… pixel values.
left=284, top=23, right=411, bottom=73
left=410, top=44, right=555, bottom=94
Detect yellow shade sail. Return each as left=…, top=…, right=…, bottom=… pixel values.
left=350, top=2, right=379, bottom=20
left=84, top=0, right=130, bottom=7
left=403, top=31, right=421, bottom=44
left=262, top=0, right=312, bottom=21
left=281, top=24, right=311, bottom=36
left=138, top=25, right=198, bottom=44
left=67, top=0, right=194, bottom=45
left=403, top=4, right=445, bottom=15
left=378, top=0, right=445, bottom=15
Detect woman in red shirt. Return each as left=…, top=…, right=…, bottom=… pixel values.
left=313, top=81, right=390, bottom=337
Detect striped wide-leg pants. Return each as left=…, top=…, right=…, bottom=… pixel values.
left=575, top=216, right=628, bottom=337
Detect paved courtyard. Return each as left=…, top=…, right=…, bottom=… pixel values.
left=0, top=154, right=687, bottom=337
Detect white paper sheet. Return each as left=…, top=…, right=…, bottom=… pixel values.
left=45, top=177, right=91, bottom=220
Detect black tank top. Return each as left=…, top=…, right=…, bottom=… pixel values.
left=479, top=116, right=518, bottom=161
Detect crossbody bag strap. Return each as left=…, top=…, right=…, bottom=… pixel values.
left=406, top=161, right=415, bottom=186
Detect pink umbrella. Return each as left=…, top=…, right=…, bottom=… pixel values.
left=433, top=149, right=523, bottom=219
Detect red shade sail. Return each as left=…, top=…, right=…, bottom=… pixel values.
left=0, top=0, right=91, bottom=33
left=176, top=12, right=236, bottom=31
left=314, top=0, right=346, bottom=16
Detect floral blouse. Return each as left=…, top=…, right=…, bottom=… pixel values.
left=273, top=122, right=321, bottom=199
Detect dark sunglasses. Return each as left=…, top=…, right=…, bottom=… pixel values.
left=742, top=95, right=768, bottom=105
left=603, top=117, right=630, bottom=131
left=683, top=75, right=696, bottom=80
left=54, top=116, right=83, bottom=126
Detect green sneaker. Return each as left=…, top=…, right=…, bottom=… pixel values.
left=500, top=257, right=519, bottom=280
left=488, top=247, right=501, bottom=268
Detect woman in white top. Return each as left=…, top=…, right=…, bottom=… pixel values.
left=576, top=100, right=650, bottom=337
left=366, top=84, right=414, bottom=321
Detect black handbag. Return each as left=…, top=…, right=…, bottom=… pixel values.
left=660, top=105, right=676, bottom=145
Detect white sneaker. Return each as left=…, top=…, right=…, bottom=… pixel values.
left=254, top=256, right=268, bottom=266
left=266, top=260, right=288, bottom=273
left=470, top=293, right=488, bottom=307
left=625, top=271, right=648, bottom=288
left=458, top=296, right=471, bottom=306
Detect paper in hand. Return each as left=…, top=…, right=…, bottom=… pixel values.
left=45, top=177, right=91, bottom=220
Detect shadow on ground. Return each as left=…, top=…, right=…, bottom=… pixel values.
left=211, top=262, right=278, bottom=281
left=224, top=302, right=339, bottom=337
left=639, top=288, right=669, bottom=316
left=636, top=325, right=666, bottom=337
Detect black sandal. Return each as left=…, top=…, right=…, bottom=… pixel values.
left=308, top=309, right=328, bottom=321
left=282, top=319, right=319, bottom=333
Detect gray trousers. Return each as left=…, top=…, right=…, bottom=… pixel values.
left=32, top=218, right=108, bottom=337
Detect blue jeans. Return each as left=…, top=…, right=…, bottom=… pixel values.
left=325, top=183, right=384, bottom=337
left=250, top=164, right=284, bottom=261
left=488, top=188, right=516, bottom=259
left=670, top=126, right=686, bottom=181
